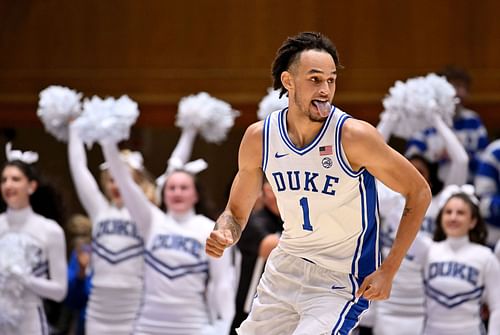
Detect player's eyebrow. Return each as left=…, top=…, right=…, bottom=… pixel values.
left=307, top=68, right=337, bottom=75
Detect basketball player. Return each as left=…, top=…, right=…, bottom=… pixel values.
left=206, top=32, right=432, bottom=334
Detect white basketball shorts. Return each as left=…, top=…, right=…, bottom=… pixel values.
left=236, top=247, right=369, bottom=335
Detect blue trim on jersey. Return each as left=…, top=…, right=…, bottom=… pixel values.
left=262, top=113, right=272, bottom=172
left=38, top=305, right=48, bottom=335
left=331, top=275, right=369, bottom=334
left=145, top=250, right=208, bottom=280
left=476, top=162, right=499, bottom=180
left=33, top=261, right=49, bottom=277
left=454, top=118, right=482, bottom=130
left=491, top=148, right=500, bottom=161
left=351, top=171, right=379, bottom=277
left=487, top=196, right=500, bottom=227
left=405, top=139, right=427, bottom=153
left=425, top=282, right=484, bottom=309
left=423, top=128, right=437, bottom=136
left=277, top=106, right=336, bottom=155
left=92, top=239, right=144, bottom=255
left=478, top=135, right=489, bottom=151
left=92, top=240, right=144, bottom=264
left=334, top=114, right=364, bottom=178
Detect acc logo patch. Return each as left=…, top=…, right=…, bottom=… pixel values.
left=322, top=157, right=333, bottom=169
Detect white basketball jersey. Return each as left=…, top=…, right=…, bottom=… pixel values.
left=262, top=107, right=380, bottom=278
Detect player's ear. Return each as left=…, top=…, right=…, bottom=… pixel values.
left=281, top=71, right=293, bottom=91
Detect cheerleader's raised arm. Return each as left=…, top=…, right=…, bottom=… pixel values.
left=100, top=141, right=153, bottom=237
left=68, top=123, right=108, bottom=220
left=432, top=114, right=469, bottom=186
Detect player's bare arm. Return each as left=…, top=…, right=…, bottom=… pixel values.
left=342, top=119, right=432, bottom=300
left=206, top=121, right=264, bottom=258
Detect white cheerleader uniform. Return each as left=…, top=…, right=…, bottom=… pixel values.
left=0, top=206, right=67, bottom=335
left=102, top=142, right=236, bottom=335
left=374, top=182, right=432, bottom=335
left=495, top=240, right=500, bottom=262
left=411, top=235, right=500, bottom=335
left=68, top=125, right=143, bottom=334
left=238, top=107, right=378, bottom=335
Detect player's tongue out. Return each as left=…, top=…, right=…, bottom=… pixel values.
left=312, top=100, right=331, bottom=117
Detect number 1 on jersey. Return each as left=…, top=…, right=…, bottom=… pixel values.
left=299, top=197, right=313, bottom=231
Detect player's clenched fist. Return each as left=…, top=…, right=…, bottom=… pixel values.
left=206, top=229, right=234, bottom=257
left=206, top=212, right=243, bottom=257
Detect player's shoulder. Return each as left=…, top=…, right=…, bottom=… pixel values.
left=241, top=120, right=265, bottom=150
left=245, top=109, right=283, bottom=136
left=342, top=118, right=380, bottom=146
left=245, top=120, right=265, bottom=137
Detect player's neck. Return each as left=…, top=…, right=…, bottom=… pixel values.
left=286, top=107, right=324, bottom=148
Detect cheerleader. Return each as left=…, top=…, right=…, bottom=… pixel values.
left=372, top=107, right=469, bottom=335
left=100, top=140, right=236, bottom=335
left=0, top=144, right=67, bottom=334
left=410, top=186, right=500, bottom=335
left=67, top=124, right=156, bottom=335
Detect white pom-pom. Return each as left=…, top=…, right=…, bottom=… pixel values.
left=381, top=74, right=457, bottom=139
left=73, top=95, right=139, bottom=147
left=0, top=233, right=38, bottom=328
left=176, top=92, right=239, bottom=143
left=257, top=88, right=288, bottom=120
left=37, top=85, right=82, bottom=142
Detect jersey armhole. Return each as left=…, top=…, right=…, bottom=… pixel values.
left=335, top=114, right=365, bottom=177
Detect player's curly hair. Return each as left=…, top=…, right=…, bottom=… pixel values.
left=434, top=193, right=487, bottom=245
left=271, top=32, right=342, bottom=98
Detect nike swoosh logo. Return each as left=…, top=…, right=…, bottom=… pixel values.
left=331, top=285, right=346, bottom=290
left=274, top=152, right=289, bottom=158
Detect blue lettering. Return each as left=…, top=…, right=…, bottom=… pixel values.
left=467, top=267, right=479, bottom=286
left=304, top=172, right=319, bottom=192
left=441, top=262, right=452, bottom=276
left=287, top=171, right=301, bottom=190
left=270, top=170, right=339, bottom=196
left=151, top=234, right=203, bottom=259
left=452, top=263, right=466, bottom=280
left=321, top=175, right=339, bottom=195
left=429, top=263, right=438, bottom=280
left=428, top=262, right=479, bottom=286
left=272, top=172, right=286, bottom=192
left=95, top=219, right=140, bottom=240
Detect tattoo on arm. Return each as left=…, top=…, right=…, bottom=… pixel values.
left=215, top=212, right=242, bottom=242
left=403, top=207, right=412, bottom=217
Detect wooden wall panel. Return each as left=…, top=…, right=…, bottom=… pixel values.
left=1, top=0, right=499, bottom=106
left=1, top=0, right=499, bottom=213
